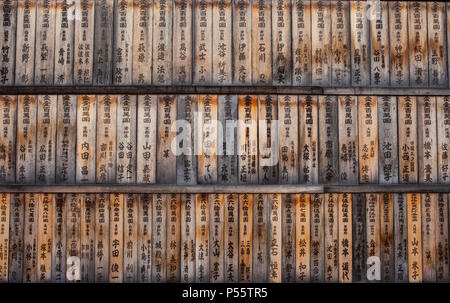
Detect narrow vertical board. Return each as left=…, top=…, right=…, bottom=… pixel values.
left=238, top=95, right=258, bottom=184
left=124, top=194, right=138, bottom=282
left=253, top=194, right=268, bottom=282
left=109, top=193, right=123, bottom=283
left=218, top=95, right=238, bottom=184
left=292, top=0, right=311, bottom=86
left=299, top=95, right=319, bottom=184
left=197, top=95, right=218, bottom=184
left=310, top=193, right=324, bottom=282
left=93, top=0, right=114, bottom=85
left=436, top=193, right=449, bottom=282
left=15, top=0, right=37, bottom=85
left=224, top=194, right=238, bottom=282
left=311, top=0, right=331, bottom=86
left=137, top=95, right=157, bottom=184
left=251, top=0, right=272, bottom=85
left=331, top=0, right=350, bottom=87
left=437, top=97, right=450, bottom=183
left=52, top=194, right=66, bottom=283
left=94, top=193, right=109, bottom=282
left=358, top=96, right=378, bottom=184
left=233, top=0, right=252, bottom=84
left=258, top=95, right=278, bottom=184
left=394, top=193, right=408, bottom=282
left=210, top=194, right=224, bottom=282
left=272, top=0, right=291, bottom=85
left=389, top=1, right=409, bottom=87
left=407, top=193, right=422, bottom=282
left=16, top=95, right=37, bottom=184
left=56, top=95, right=76, bottom=184
left=0, top=96, right=17, bottom=183
left=296, top=193, right=310, bottom=282
left=282, top=194, right=296, bottom=282
left=421, top=193, right=438, bottom=282
left=74, top=0, right=95, bottom=85
left=398, top=96, right=418, bottom=183
left=212, top=0, right=232, bottom=84
left=324, top=193, right=338, bottom=282
left=278, top=95, right=298, bottom=184
left=152, top=193, right=167, bottom=282
left=268, top=194, right=281, bottom=283
left=352, top=193, right=366, bottom=282
left=66, top=194, right=81, bottom=283
left=338, top=96, right=358, bottom=184
left=369, top=1, right=389, bottom=87
left=195, top=193, right=209, bottom=282
left=96, top=95, right=117, bottom=183
left=366, top=193, right=380, bottom=282
left=80, top=194, right=95, bottom=282
left=0, top=194, right=10, bottom=282
left=157, top=95, right=177, bottom=183
left=153, top=0, right=173, bottom=84
left=181, top=194, right=195, bottom=282
left=428, top=1, right=447, bottom=88
left=338, top=193, right=352, bottom=283
left=350, top=1, right=370, bottom=86
left=113, top=0, right=134, bottom=85
left=54, top=0, right=75, bottom=85
left=239, top=193, right=252, bottom=282
left=194, top=0, right=212, bottom=84
left=408, top=1, right=428, bottom=87
left=133, top=0, right=153, bottom=85
left=34, top=0, right=56, bottom=85
left=176, top=95, right=197, bottom=185
left=36, top=95, right=57, bottom=184
left=8, top=194, right=24, bottom=282
left=167, top=194, right=181, bottom=282
left=173, top=0, right=193, bottom=84
left=318, top=96, right=339, bottom=184
left=76, top=95, right=96, bottom=183
left=116, top=95, right=137, bottom=184
left=0, top=0, right=17, bottom=85
left=37, top=193, right=53, bottom=282
left=138, top=194, right=152, bottom=282
left=448, top=2, right=450, bottom=88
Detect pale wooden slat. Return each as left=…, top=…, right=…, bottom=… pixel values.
left=76, top=95, right=96, bottom=183
left=318, top=96, right=338, bottom=184
left=238, top=193, right=252, bottom=282
left=427, top=1, right=448, bottom=88
left=268, top=193, right=281, bottom=283
left=224, top=193, right=238, bottom=282
left=311, top=0, right=331, bottom=86
left=137, top=95, right=157, bottom=184
left=54, top=0, right=75, bottom=85
left=349, top=1, right=369, bottom=87
left=80, top=193, right=95, bottom=282
left=113, top=0, right=134, bottom=85
left=299, top=95, right=319, bottom=184
left=167, top=193, right=181, bottom=282
left=133, top=0, right=153, bottom=85
left=109, top=193, right=123, bottom=282
left=96, top=95, right=117, bottom=183
left=195, top=193, right=209, bottom=282
left=253, top=193, right=268, bottom=282
left=292, top=0, right=312, bottom=86
left=436, top=193, right=449, bottom=281
left=398, top=96, right=418, bottom=183
left=365, top=193, right=380, bottom=282
left=37, top=193, right=53, bottom=282
left=157, top=95, right=177, bottom=183
left=331, top=0, right=350, bottom=87
left=94, top=193, right=109, bottom=282
left=310, top=193, right=324, bottom=282
left=0, top=0, right=17, bottom=85
left=378, top=96, right=398, bottom=184
left=252, top=0, right=271, bottom=85
left=0, top=96, right=17, bottom=183
left=0, top=193, right=10, bottom=282
left=278, top=95, right=298, bottom=184
left=153, top=0, right=173, bottom=84
left=137, top=193, right=152, bottom=282
left=181, top=193, right=195, bottom=282
left=296, top=193, right=310, bottom=282
left=116, top=95, right=137, bottom=183
left=352, top=193, right=366, bottom=282
left=233, top=0, right=252, bottom=84
left=324, top=193, right=338, bottom=282
left=421, top=193, right=437, bottom=282
left=15, top=0, right=37, bottom=85
left=358, top=95, right=378, bottom=184
left=36, top=95, right=57, bottom=184
left=272, top=0, right=292, bottom=85
left=447, top=2, right=450, bottom=88
left=16, top=95, right=37, bottom=184
left=389, top=1, right=409, bottom=87
left=152, top=193, right=167, bottom=282
left=437, top=96, right=450, bottom=183
left=212, top=0, right=232, bottom=85
left=407, top=193, right=422, bottom=282
left=258, top=95, right=278, bottom=184
left=51, top=194, right=66, bottom=283
left=338, top=95, right=358, bottom=184
left=209, top=193, right=224, bottom=282
left=8, top=194, right=24, bottom=282
left=124, top=193, right=138, bottom=282
left=338, top=193, right=352, bottom=283
left=66, top=194, right=81, bottom=283
left=394, top=193, right=408, bottom=282
left=194, top=0, right=213, bottom=84
left=238, top=95, right=258, bottom=184
left=74, top=0, right=95, bottom=85
left=56, top=95, right=77, bottom=184
left=34, top=0, right=56, bottom=85
left=93, top=0, right=114, bottom=85
left=408, top=1, right=428, bottom=87
left=173, top=0, right=193, bottom=84
left=281, top=193, right=295, bottom=282
left=369, top=1, right=389, bottom=87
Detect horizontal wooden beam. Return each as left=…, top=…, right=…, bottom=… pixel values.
left=1, top=184, right=450, bottom=194
left=1, top=86, right=450, bottom=96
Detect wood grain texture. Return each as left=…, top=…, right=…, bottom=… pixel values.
left=338, top=95, right=358, bottom=184
left=8, top=194, right=24, bottom=282
left=407, top=193, right=422, bottom=282
left=109, top=193, right=123, bottom=282
left=258, top=95, right=278, bottom=184
left=251, top=0, right=272, bottom=85
left=133, top=0, right=153, bottom=85
left=268, top=193, right=281, bottom=283
left=233, top=0, right=252, bottom=84
left=318, top=96, right=338, bottom=184
left=278, top=95, right=298, bottom=184
left=427, top=1, right=447, bottom=88
left=358, top=96, right=378, bottom=184
left=238, top=95, right=258, bottom=184
left=0, top=0, right=17, bottom=85
left=218, top=95, right=238, bottom=184
left=224, top=193, right=238, bottom=282
left=0, top=95, right=17, bottom=183
left=253, top=194, right=268, bottom=282
left=369, top=1, right=389, bottom=87
left=292, top=0, right=311, bottom=86
left=152, top=193, right=167, bottom=282
left=210, top=193, right=224, bottom=282
left=398, top=96, right=418, bottom=183
left=37, top=193, right=52, bottom=282
left=299, top=95, right=318, bottom=184
left=389, top=1, right=409, bottom=87
left=113, top=0, right=134, bottom=85
left=394, top=193, right=408, bottom=282
left=167, top=194, right=181, bottom=282
left=310, top=193, right=324, bottom=282
left=80, top=193, right=95, bottom=282
left=352, top=194, right=366, bottom=282
left=138, top=193, right=152, bottom=282
left=66, top=194, right=81, bottom=283
left=338, top=193, right=352, bottom=283
left=137, top=95, right=157, bottom=184
left=365, top=193, right=380, bottom=282
left=93, top=0, right=114, bottom=85
left=51, top=194, right=66, bottom=283
left=74, top=0, right=95, bottom=85
left=282, top=194, right=295, bottom=282
left=124, top=193, right=138, bottom=282
left=76, top=95, right=96, bottom=183
left=349, top=1, right=369, bottom=87
left=194, top=0, right=213, bottom=84
left=94, top=193, right=109, bottom=282
left=181, top=193, right=195, bottom=282
left=96, top=95, right=117, bottom=183
left=0, top=193, right=10, bottom=282
left=239, top=193, right=252, bottom=282
left=195, top=193, right=209, bottom=282
left=54, top=0, right=75, bottom=85
left=324, top=193, right=338, bottom=282
left=173, top=0, right=193, bottom=84
left=296, top=193, right=310, bottom=282
left=157, top=95, right=176, bottom=183
left=212, top=0, right=232, bottom=85
left=331, top=0, right=350, bottom=87
left=408, top=1, right=428, bottom=88
left=311, top=0, right=331, bottom=86
left=153, top=0, right=173, bottom=84
left=272, top=0, right=291, bottom=86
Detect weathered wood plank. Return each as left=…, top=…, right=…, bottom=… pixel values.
left=427, top=1, right=447, bottom=88
left=153, top=0, right=173, bottom=84
left=210, top=193, right=224, bottom=282
left=96, top=95, right=117, bottom=183
left=279, top=95, right=298, bottom=184
left=0, top=0, right=17, bottom=85
left=358, top=96, right=378, bottom=184
left=311, top=0, right=331, bottom=86
left=224, top=193, right=238, bottom=282
left=93, top=0, right=114, bottom=85
left=349, top=1, right=370, bottom=87
left=389, top=1, right=409, bottom=87
left=272, top=0, right=291, bottom=85
left=212, top=0, right=232, bottom=84
left=366, top=193, right=380, bottom=282
left=258, top=95, right=278, bottom=184
left=0, top=193, right=10, bottom=282
left=378, top=96, right=398, bottom=184
left=233, top=0, right=252, bottom=84
left=94, top=193, right=109, bottom=282
left=394, top=193, right=408, bottom=282
left=54, top=0, right=75, bottom=85
left=282, top=193, right=295, bottom=282
left=324, top=193, right=338, bottom=282
left=398, top=96, right=418, bottom=183
left=194, top=0, right=212, bottom=84
left=253, top=193, right=268, bottom=282
left=133, top=0, right=153, bottom=85
left=137, top=95, right=157, bottom=184
left=352, top=193, right=366, bottom=282
left=338, top=193, right=352, bottom=283
left=292, top=0, right=312, bottom=86
left=310, top=193, right=324, bottom=282
left=218, top=95, right=238, bottom=184
left=173, top=0, right=192, bottom=84
left=369, top=1, right=389, bottom=87
left=268, top=193, right=281, bottom=283
left=436, top=193, right=449, bottom=282
left=239, top=193, right=252, bottom=282
left=0, top=95, right=17, bottom=183
left=116, top=95, right=136, bottom=183
left=37, top=193, right=52, bottom=282
left=251, top=0, right=272, bottom=85
left=76, top=95, right=96, bottom=183
left=80, top=193, right=95, bottom=282
left=318, top=96, right=338, bottom=184
left=138, top=193, right=152, bottom=282
left=299, top=95, right=318, bottom=184
left=238, top=95, right=258, bottom=184
left=113, top=0, right=134, bottom=85
left=51, top=194, right=66, bottom=283
left=109, top=193, right=123, bottom=282
left=66, top=194, right=81, bottom=283
left=338, top=95, right=358, bottom=184
left=8, top=194, right=24, bottom=282
left=296, top=193, right=310, bottom=282
left=167, top=193, right=181, bottom=282
left=124, top=193, right=138, bottom=282
left=407, top=193, right=422, bottom=282
left=331, top=0, right=350, bottom=87
left=157, top=95, right=177, bottom=183
left=152, top=193, right=167, bottom=282
left=195, top=193, right=209, bottom=282
left=74, top=0, right=95, bottom=85
left=181, top=193, right=195, bottom=282
left=408, top=1, right=428, bottom=87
